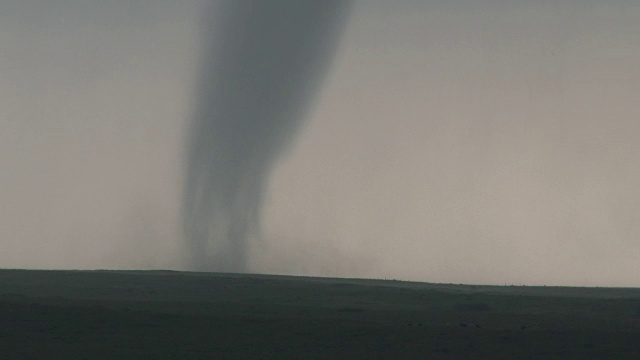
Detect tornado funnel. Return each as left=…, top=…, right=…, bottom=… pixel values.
left=183, top=0, right=351, bottom=272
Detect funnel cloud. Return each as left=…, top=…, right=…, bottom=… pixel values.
left=183, top=1, right=351, bottom=272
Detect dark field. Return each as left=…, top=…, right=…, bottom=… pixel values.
left=1, top=270, right=639, bottom=359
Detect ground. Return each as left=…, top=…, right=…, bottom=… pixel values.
left=1, top=269, right=639, bottom=359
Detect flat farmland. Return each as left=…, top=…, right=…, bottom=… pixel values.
left=1, top=270, right=639, bottom=359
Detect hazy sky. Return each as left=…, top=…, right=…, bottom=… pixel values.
left=1, top=0, right=639, bottom=286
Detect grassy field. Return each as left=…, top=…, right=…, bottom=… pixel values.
left=1, top=269, right=639, bottom=359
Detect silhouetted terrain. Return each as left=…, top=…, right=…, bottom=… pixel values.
left=1, top=270, right=639, bottom=359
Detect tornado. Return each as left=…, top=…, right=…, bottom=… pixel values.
left=183, top=0, right=351, bottom=272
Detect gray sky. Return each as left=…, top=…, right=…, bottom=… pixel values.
left=1, top=0, right=639, bottom=286
left=0, top=0, right=198, bottom=269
